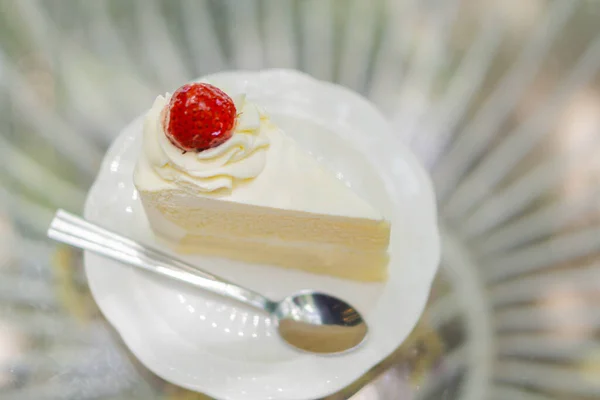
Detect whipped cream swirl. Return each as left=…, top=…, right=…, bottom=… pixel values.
left=142, top=91, right=270, bottom=194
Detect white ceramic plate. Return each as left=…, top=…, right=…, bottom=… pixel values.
left=84, top=69, right=440, bottom=400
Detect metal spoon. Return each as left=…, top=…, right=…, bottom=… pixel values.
left=47, top=210, right=368, bottom=354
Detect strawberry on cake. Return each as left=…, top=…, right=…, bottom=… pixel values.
left=134, top=80, right=391, bottom=282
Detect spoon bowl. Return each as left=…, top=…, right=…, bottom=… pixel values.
left=275, top=292, right=368, bottom=354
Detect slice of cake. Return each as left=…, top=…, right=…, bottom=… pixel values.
left=134, top=80, right=391, bottom=282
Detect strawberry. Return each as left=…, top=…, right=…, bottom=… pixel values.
left=163, top=83, right=237, bottom=152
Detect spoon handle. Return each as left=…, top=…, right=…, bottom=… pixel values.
left=47, top=209, right=275, bottom=312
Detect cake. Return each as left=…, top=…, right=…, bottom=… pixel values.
left=133, top=77, right=391, bottom=282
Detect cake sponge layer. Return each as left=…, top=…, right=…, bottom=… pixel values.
left=141, top=189, right=391, bottom=252
left=161, top=232, right=389, bottom=282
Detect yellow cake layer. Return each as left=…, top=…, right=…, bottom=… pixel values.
left=160, top=232, right=389, bottom=282
left=141, top=190, right=391, bottom=252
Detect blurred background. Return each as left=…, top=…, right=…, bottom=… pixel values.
left=0, top=0, right=600, bottom=399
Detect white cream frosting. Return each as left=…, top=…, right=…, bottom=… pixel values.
left=141, top=91, right=270, bottom=194
left=134, top=78, right=384, bottom=227
left=135, top=115, right=382, bottom=219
